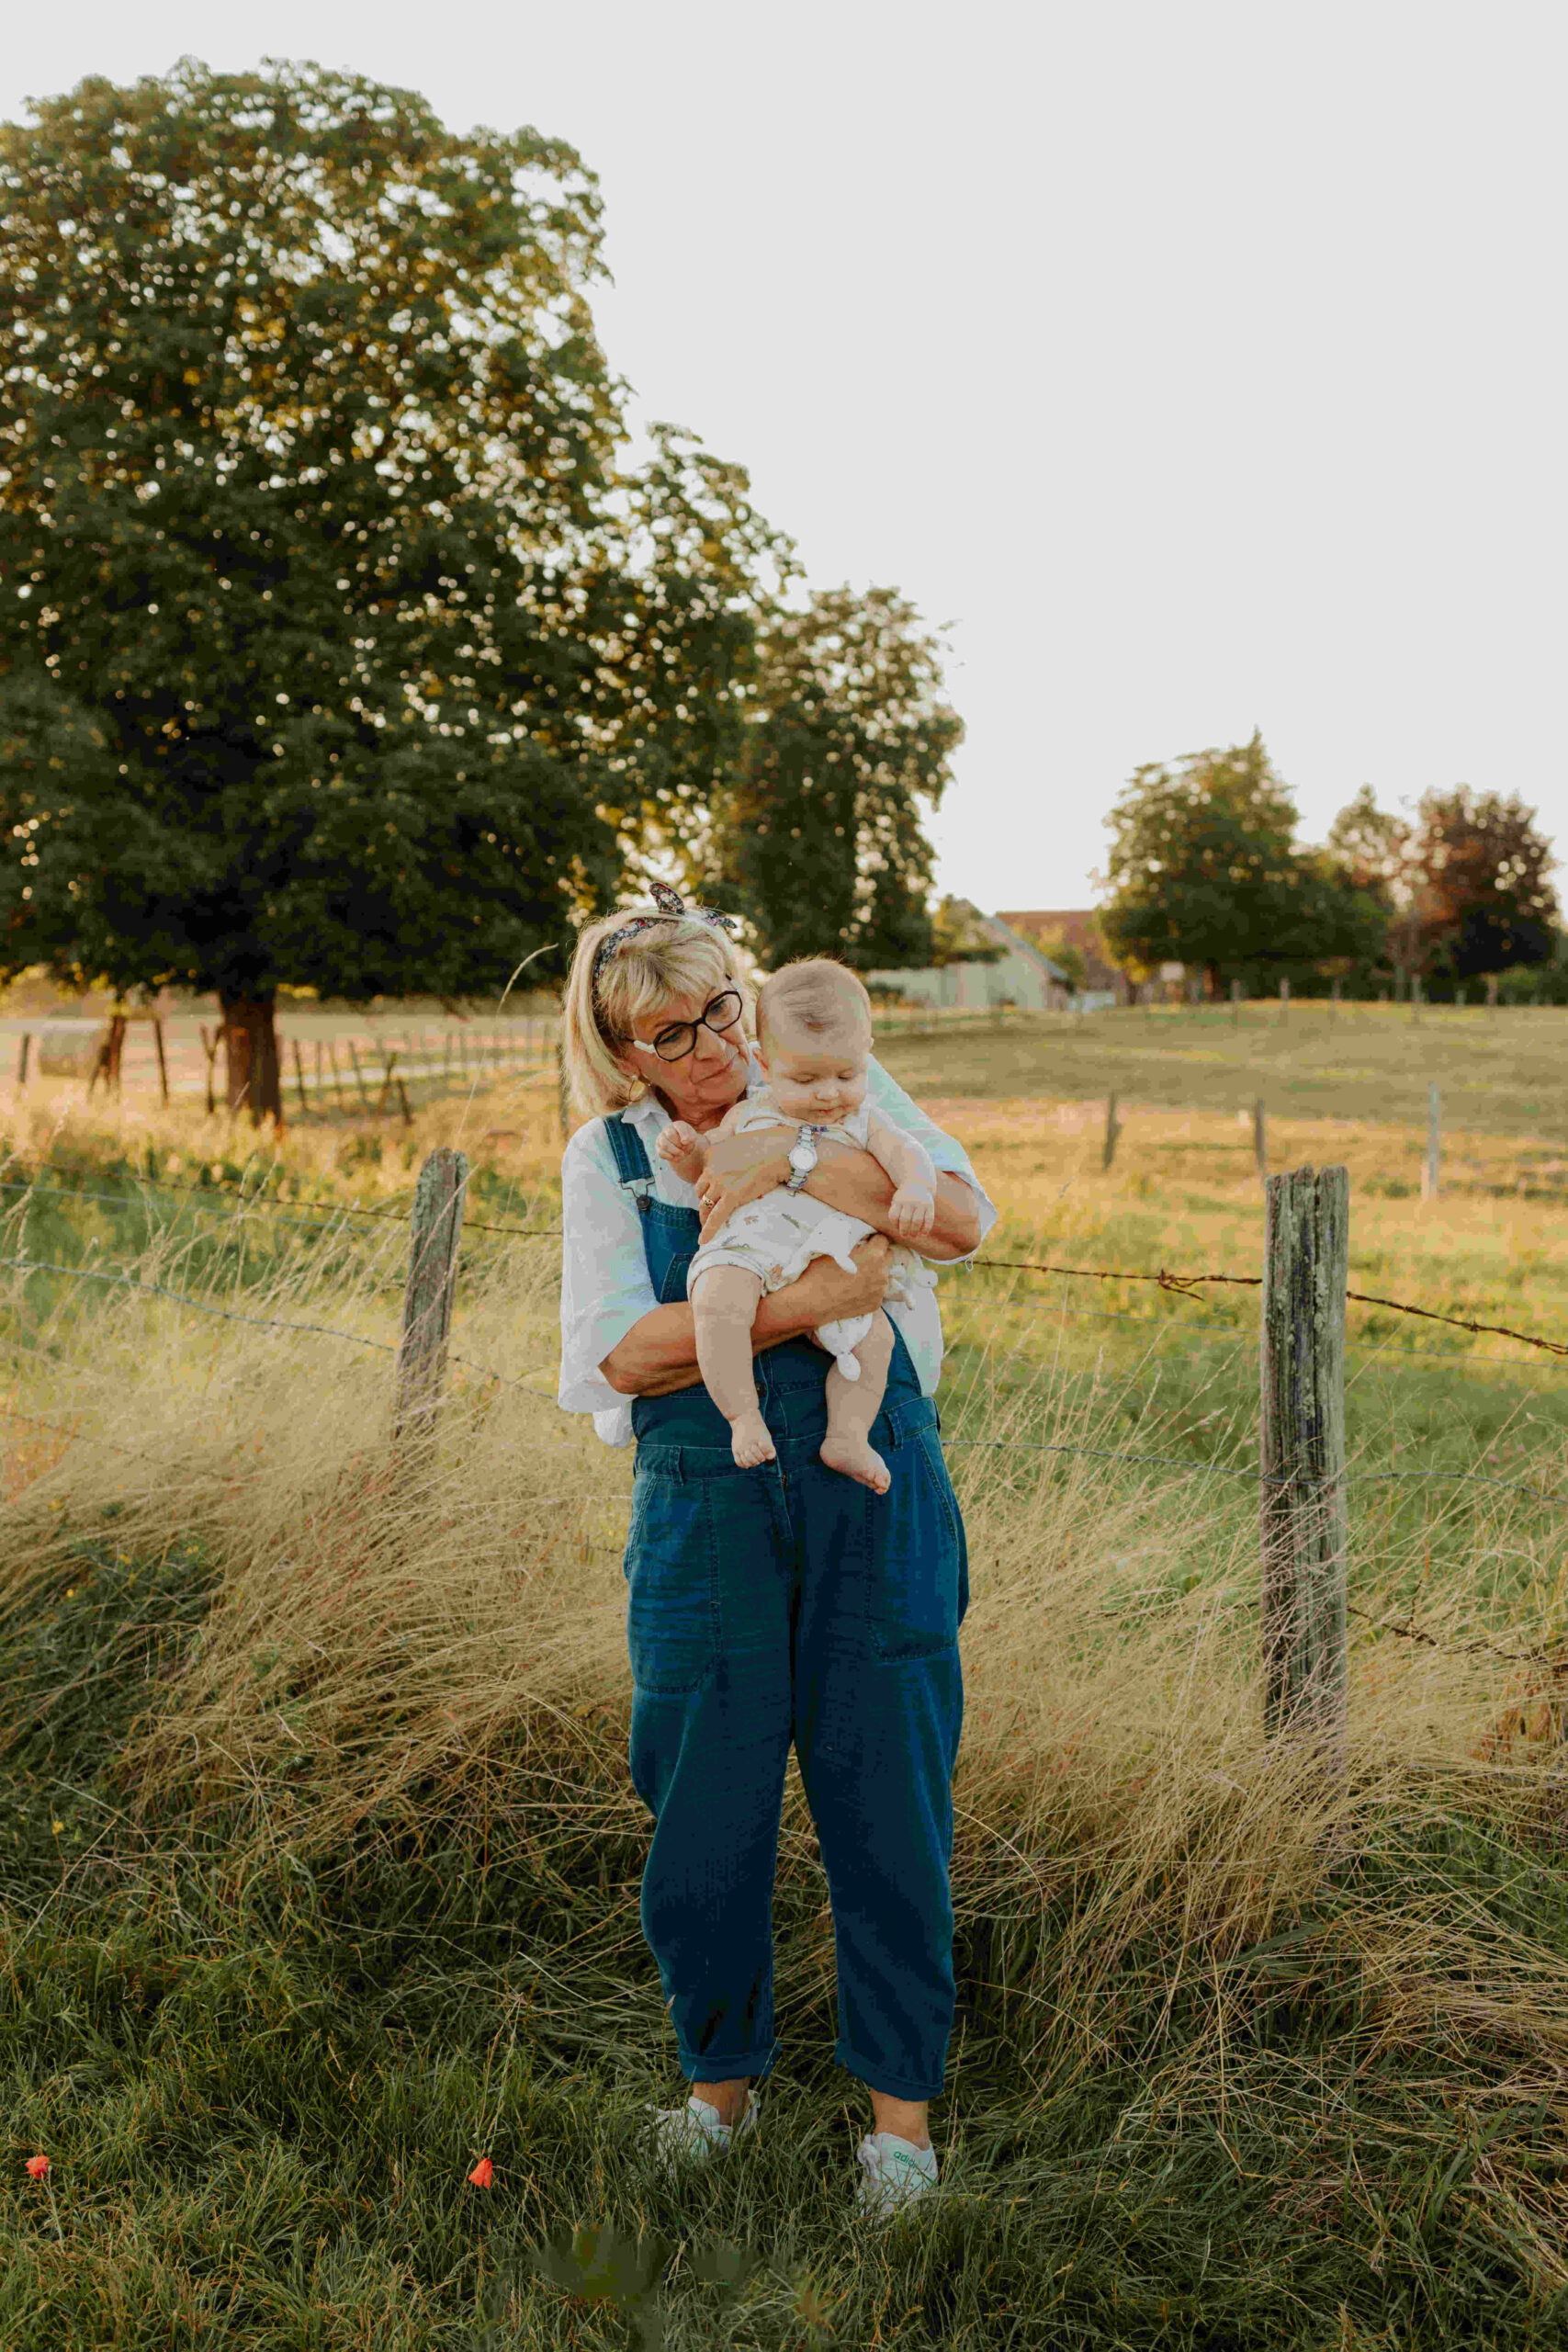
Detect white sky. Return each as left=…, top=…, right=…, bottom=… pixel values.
left=5, top=2, right=1564, bottom=913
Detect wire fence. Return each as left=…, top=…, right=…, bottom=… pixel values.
left=7, top=1139, right=1568, bottom=1716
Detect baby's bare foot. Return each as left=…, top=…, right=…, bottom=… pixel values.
left=819, top=1434, right=891, bottom=1494
left=731, top=1414, right=776, bottom=1468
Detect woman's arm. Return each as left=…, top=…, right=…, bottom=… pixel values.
left=694, top=1129, right=981, bottom=1260
left=600, top=1236, right=895, bottom=1396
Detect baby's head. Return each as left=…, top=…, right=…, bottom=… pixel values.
left=755, top=960, right=874, bottom=1124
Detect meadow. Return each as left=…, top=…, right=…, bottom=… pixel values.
left=5, top=1001, right=1568, bottom=2349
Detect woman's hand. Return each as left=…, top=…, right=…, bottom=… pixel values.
left=695, top=1130, right=794, bottom=1243
left=778, top=1234, right=894, bottom=1329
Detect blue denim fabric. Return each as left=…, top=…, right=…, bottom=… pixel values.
left=606, top=1113, right=967, bottom=2102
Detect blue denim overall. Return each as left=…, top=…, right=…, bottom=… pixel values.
left=605, top=1112, right=968, bottom=2102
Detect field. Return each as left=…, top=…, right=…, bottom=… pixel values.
left=5, top=1002, right=1568, bottom=2348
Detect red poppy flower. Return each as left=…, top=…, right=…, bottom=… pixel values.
left=467, top=2156, right=493, bottom=2188
left=26, top=2154, right=50, bottom=2179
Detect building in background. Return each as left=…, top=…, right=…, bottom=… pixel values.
left=994, top=909, right=1130, bottom=1008
left=865, top=907, right=1073, bottom=1011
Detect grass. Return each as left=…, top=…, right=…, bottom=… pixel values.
left=5, top=1011, right=1568, bottom=2346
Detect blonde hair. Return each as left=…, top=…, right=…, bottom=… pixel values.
left=562, top=910, right=752, bottom=1118
left=757, top=958, right=873, bottom=1054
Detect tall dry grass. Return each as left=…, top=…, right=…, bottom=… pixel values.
left=6, top=1064, right=1568, bottom=2281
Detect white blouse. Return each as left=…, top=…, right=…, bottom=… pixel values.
left=557, top=1053, right=998, bottom=1446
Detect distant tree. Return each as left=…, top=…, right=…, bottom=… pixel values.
left=1098, top=732, right=1385, bottom=993
left=1325, top=784, right=1559, bottom=982
left=928, top=896, right=1006, bottom=967
left=1416, top=787, right=1559, bottom=978
left=0, top=61, right=781, bottom=1122
left=1023, top=929, right=1088, bottom=991
left=701, top=586, right=962, bottom=971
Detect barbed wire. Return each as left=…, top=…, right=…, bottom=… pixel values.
left=0, top=1253, right=542, bottom=1399
left=968, top=1255, right=1568, bottom=1359
left=943, top=1434, right=1567, bottom=1506
left=0, top=1171, right=561, bottom=1242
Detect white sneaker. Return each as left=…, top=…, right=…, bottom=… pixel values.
left=855, top=2131, right=940, bottom=2222
left=638, top=2091, right=761, bottom=2183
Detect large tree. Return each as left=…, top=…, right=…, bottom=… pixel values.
left=696, top=586, right=962, bottom=971
left=0, top=61, right=776, bottom=1119
left=1098, top=732, right=1385, bottom=992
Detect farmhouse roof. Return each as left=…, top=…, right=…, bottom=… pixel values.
left=995, top=909, right=1123, bottom=990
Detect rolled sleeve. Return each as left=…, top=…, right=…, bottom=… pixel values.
left=557, top=1123, right=660, bottom=1418
left=865, top=1057, right=997, bottom=1262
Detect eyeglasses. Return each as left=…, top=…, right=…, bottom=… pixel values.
left=627, top=989, right=745, bottom=1063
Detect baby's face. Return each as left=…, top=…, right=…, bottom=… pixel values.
left=761, top=1030, right=870, bottom=1124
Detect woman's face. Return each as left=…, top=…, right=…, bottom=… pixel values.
left=614, top=980, right=752, bottom=1128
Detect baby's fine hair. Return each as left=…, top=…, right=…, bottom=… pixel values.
left=757, top=958, right=874, bottom=1050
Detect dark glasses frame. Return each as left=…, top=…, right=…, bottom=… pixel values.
left=627, top=989, right=746, bottom=1063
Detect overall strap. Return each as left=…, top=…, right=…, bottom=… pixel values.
left=603, top=1110, right=655, bottom=1209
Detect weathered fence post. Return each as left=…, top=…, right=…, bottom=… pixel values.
left=346, top=1040, right=372, bottom=1111
left=198, top=1023, right=218, bottom=1116
left=1279, top=978, right=1290, bottom=1023
left=16, top=1033, right=30, bottom=1090
left=394, top=1147, right=468, bottom=1453
left=1101, top=1090, right=1122, bottom=1171
left=291, top=1040, right=309, bottom=1116
left=1253, top=1098, right=1267, bottom=1184
left=1260, top=1163, right=1349, bottom=1781
left=1422, top=1081, right=1440, bottom=1200
left=152, top=1017, right=170, bottom=1105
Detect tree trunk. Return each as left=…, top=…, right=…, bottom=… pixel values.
left=219, top=994, right=284, bottom=1127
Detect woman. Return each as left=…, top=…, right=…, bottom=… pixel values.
left=557, top=891, right=996, bottom=2223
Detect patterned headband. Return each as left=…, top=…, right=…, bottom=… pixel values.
left=591, top=879, right=739, bottom=996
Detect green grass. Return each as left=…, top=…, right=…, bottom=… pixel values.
left=877, top=999, right=1568, bottom=1147
left=6, top=1538, right=1568, bottom=2350
left=8, top=1027, right=1568, bottom=2345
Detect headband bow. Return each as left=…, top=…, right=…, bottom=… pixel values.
left=591, top=879, right=739, bottom=995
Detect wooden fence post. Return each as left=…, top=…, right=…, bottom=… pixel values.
left=1279, top=978, right=1290, bottom=1023
left=152, top=1017, right=170, bottom=1105
left=346, top=1040, right=372, bottom=1111
left=394, top=1146, right=468, bottom=1452
left=1260, top=1163, right=1349, bottom=1781
left=291, top=1040, right=309, bottom=1116
left=16, top=1033, right=30, bottom=1089
left=1101, top=1091, right=1122, bottom=1170
left=198, top=1023, right=218, bottom=1116
left=1253, top=1098, right=1267, bottom=1183
left=1422, top=1081, right=1440, bottom=1200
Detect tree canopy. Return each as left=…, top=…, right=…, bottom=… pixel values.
left=697, top=585, right=962, bottom=972
left=1097, top=732, right=1385, bottom=989
left=0, top=59, right=784, bottom=1114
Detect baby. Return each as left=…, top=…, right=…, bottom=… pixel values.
left=656, top=958, right=938, bottom=1492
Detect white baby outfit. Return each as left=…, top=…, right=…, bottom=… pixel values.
left=684, top=1091, right=935, bottom=1381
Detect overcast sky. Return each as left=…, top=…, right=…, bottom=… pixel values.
left=5, top=2, right=1564, bottom=914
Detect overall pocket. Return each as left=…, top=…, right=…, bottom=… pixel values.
left=860, top=1428, right=964, bottom=1663
left=623, top=1473, right=718, bottom=1695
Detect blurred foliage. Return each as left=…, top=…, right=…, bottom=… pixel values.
left=0, top=60, right=788, bottom=1029
left=696, top=585, right=962, bottom=971
left=1097, top=732, right=1387, bottom=987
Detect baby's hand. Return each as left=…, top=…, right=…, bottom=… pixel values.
left=889, top=1183, right=936, bottom=1242
left=656, top=1121, right=707, bottom=1182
